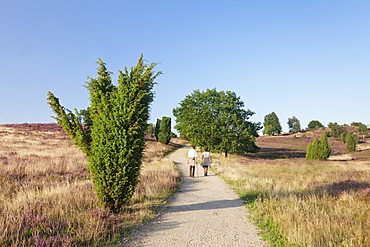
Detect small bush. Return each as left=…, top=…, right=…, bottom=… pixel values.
left=306, top=134, right=331, bottom=160
left=158, top=117, right=171, bottom=145
left=340, top=132, right=348, bottom=143
left=345, top=133, right=357, bottom=152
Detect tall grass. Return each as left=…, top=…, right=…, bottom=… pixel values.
left=212, top=130, right=370, bottom=247
left=0, top=124, right=184, bottom=246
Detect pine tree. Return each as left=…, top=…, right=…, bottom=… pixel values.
left=47, top=55, right=161, bottom=212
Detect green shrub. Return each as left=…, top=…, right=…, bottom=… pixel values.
left=345, top=133, right=357, bottom=152
left=330, top=123, right=347, bottom=139
left=147, top=123, right=155, bottom=138
left=158, top=117, right=171, bottom=145
left=154, top=118, right=161, bottom=141
left=340, top=132, right=348, bottom=143
left=306, top=134, right=331, bottom=160
left=48, top=55, right=161, bottom=212
left=319, top=134, right=331, bottom=160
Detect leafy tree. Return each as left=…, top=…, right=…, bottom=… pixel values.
left=306, top=133, right=331, bottom=160
left=173, top=88, right=261, bottom=156
left=154, top=118, right=161, bottom=141
left=287, top=116, right=301, bottom=132
left=47, top=55, right=161, bottom=212
left=158, top=116, right=171, bottom=144
left=307, top=120, right=324, bottom=130
left=357, top=123, right=369, bottom=138
left=263, top=112, right=282, bottom=135
left=345, top=133, right=357, bottom=152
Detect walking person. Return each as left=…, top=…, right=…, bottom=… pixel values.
left=201, top=148, right=212, bottom=176
left=187, top=146, right=198, bottom=177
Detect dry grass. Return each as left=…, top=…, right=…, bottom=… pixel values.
left=0, top=124, right=185, bottom=246
left=212, top=129, right=370, bottom=247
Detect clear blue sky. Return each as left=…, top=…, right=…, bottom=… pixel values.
left=1, top=0, right=369, bottom=132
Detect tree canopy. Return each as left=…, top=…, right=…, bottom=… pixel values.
left=307, top=120, right=324, bottom=130
left=263, top=112, right=282, bottom=135
left=172, top=88, right=261, bottom=156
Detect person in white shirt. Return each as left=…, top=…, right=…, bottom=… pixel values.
left=187, top=146, right=198, bottom=177
left=201, top=148, right=212, bottom=176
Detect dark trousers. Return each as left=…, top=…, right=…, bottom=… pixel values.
left=189, top=166, right=195, bottom=177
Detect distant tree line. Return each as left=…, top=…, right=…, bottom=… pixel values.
left=260, top=112, right=368, bottom=159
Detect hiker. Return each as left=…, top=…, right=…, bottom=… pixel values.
left=187, top=146, right=198, bottom=177
left=201, top=148, right=212, bottom=176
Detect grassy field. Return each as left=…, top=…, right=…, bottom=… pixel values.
left=0, top=123, right=185, bottom=246
left=212, top=127, right=370, bottom=247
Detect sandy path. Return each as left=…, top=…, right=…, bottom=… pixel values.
left=123, top=145, right=267, bottom=247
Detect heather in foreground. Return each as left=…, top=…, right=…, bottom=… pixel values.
left=0, top=124, right=183, bottom=246
left=213, top=129, right=370, bottom=247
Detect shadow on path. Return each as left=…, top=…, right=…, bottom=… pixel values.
left=167, top=199, right=244, bottom=213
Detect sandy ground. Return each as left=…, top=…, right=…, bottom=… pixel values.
left=122, top=145, right=267, bottom=247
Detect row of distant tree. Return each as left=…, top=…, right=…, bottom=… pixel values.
left=262, top=112, right=369, bottom=136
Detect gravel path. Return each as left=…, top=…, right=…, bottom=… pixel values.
left=123, top=145, right=268, bottom=247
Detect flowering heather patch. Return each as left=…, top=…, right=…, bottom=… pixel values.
left=0, top=123, right=182, bottom=246
left=2, top=123, right=65, bottom=133
left=325, top=180, right=370, bottom=196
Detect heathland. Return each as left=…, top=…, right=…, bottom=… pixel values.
left=0, top=123, right=186, bottom=246
left=213, top=126, right=370, bottom=246
left=0, top=123, right=369, bottom=246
